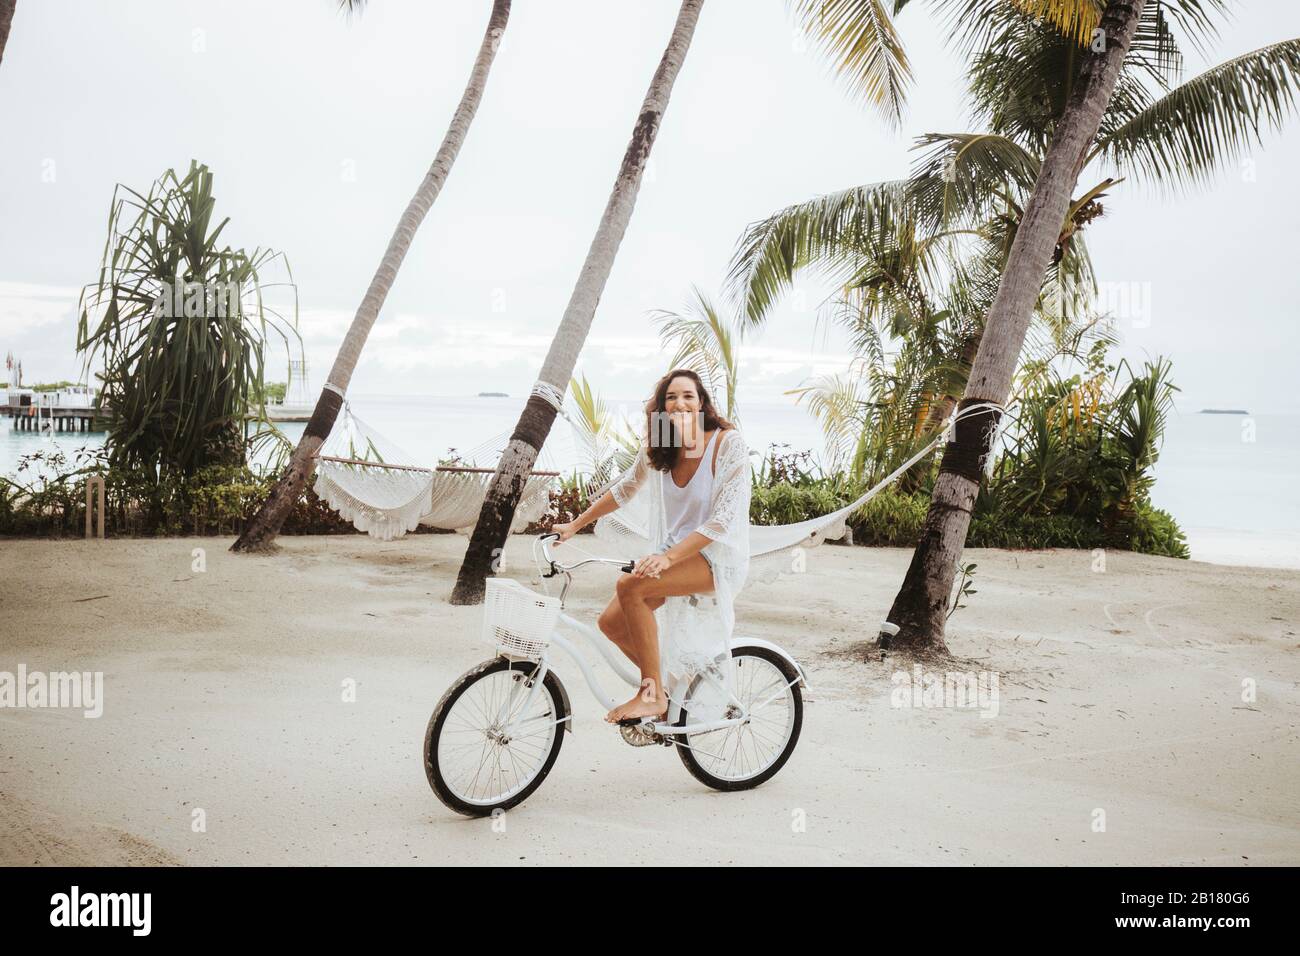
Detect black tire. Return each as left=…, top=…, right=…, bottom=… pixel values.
left=424, top=656, right=568, bottom=817
left=675, top=645, right=804, bottom=792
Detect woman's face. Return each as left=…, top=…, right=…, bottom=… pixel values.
left=663, top=376, right=703, bottom=439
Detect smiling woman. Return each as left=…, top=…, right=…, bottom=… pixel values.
left=549, top=367, right=752, bottom=723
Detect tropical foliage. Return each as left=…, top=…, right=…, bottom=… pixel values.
left=749, top=348, right=1187, bottom=558
left=566, top=372, right=638, bottom=491
left=76, top=161, right=300, bottom=484
left=0, top=445, right=361, bottom=539
left=651, top=287, right=745, bottom=423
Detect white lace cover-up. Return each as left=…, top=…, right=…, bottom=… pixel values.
left=596, top=428, right=753, bottom=686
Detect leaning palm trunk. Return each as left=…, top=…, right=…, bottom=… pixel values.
left=0, top=0, right=15, bottom=68
left=231, top=0, right=511, bottom=553
left=884, top=0, right=1148, bottom=652
left=450, top=0, right=705, bottom=604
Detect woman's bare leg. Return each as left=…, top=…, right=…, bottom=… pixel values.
left=606, top=554, right=715, bottom=722
left=597, top=593, right=664, bottom=670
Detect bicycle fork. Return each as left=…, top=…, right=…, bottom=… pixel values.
left=492, top=659, right=571, bottom=742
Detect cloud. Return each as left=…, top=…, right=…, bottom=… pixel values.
left=1, top=281, right=862, bottom=405
left=0, top=281, right=80, bottom=337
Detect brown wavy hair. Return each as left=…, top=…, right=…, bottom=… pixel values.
left=642, top=368, right=735, bottom=472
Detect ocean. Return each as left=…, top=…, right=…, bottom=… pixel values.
left=4, top=394, right=1296, bottom=570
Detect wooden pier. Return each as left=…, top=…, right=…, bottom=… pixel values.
left=3, top=406, right=102, bottom=432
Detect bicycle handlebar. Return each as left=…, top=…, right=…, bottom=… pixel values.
left=535, top=532, right=636, bottom=576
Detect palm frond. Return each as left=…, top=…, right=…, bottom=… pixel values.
left=1091, top=38, right=1300, bottom=193
left=567, top=373, right=636, bottom=488
left=1007, top=0, right=1101, bottom=47
left=923, top=0, right=1099, bottom=59
left=651, top=287, right=743, bottom=422
left=1161, top=0, right=1230, bottom=60
left=1127, top=0, right=1184, bottom=89
left=791, top=0, right=913, bottom=127
left=785, top=372, right=872, bottom=474
left=725, top=181, right=907, bottom=325
left=907, top=132, right=1042, bottom=229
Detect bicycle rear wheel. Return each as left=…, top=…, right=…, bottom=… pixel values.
left=424, top=657, right=568, bottom=816
left=675, top=645, right=803, bottom=791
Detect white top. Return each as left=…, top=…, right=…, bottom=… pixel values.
left=602, top=426, right=751, bottom=681
left=662, top=428, right=719, bottom=550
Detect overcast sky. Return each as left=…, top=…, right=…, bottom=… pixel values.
left=2, top=0, right=1298, bottom=414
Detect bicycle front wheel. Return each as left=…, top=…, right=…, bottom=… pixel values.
left=424, top=657, right=568, bottom=817
left=675, top=645, right=803, bottom=791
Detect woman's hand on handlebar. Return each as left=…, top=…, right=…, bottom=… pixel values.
left=632, top=552, right=672, bottom=578
left=550, top=520, right=580, bottom=543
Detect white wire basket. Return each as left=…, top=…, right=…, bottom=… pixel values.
left=482, top=577, right=561, bottom=658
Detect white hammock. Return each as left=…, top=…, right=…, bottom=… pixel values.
left=312, top=403, right=559, bottom=541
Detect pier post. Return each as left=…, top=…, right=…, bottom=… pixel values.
left=85, top=475, right=106, bottom=539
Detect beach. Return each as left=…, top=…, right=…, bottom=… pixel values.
left=2, top=533, right=1297, bottom=866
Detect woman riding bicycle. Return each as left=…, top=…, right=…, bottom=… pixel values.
left=550, top=368, right=752, bottom=725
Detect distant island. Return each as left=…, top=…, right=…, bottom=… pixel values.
left=1200, top=408, right=1249, bottom=415
left=478, top=391, right=509, bottom=398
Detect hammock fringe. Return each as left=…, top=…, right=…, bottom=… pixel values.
left=310, top=403, right=557, bottom=540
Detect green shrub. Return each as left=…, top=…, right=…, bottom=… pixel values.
left=0, top=446, right=365, bottom=538
left=4, top=438, right=1191, bottom=558
left=1130, top=502, right=1190, bottom=559
left=844, top=489, right=929, bottom=546
left=968, top=512, right=1103, bottom=550
left=746, top=473, right=1187, bottom=558
left=751, top=481, right=849, bottom=527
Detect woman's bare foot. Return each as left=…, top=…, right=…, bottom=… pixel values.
left=605, top=680, right=668, bottom=723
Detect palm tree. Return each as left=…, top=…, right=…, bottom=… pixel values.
left=890, top=1, right=1300, bottom=651
left=450, top=0, right=706, bottom=604
left=735, top=0, right=1300, bottom=651
left=730, top=5, right=1116, bottom=468
left=0, top=1, right=15, bottom=69
left=231, top=0, right=512, bottom=552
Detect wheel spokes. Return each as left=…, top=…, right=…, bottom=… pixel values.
left=437, top=669, right=558, bottom=805
left=686, top=656, right=795, bottom=781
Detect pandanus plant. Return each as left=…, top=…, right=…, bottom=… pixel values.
left=76, top=161, right=300, bottom=483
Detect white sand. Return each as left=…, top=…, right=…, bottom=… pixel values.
left=1, top=533, right=1297, bottom=866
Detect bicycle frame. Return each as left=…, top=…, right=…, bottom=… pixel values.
left=490, top=535, right=783, bottom=741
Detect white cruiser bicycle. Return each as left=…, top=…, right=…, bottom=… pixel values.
left=424, top=532, right=808, bottom=816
